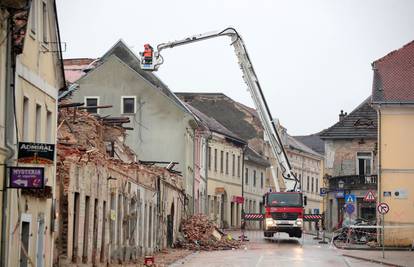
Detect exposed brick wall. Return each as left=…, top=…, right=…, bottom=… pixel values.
left=325, top=138, right=377, bottom=177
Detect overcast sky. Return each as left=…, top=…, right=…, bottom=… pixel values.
left=57, top=0, right=414, bottom=135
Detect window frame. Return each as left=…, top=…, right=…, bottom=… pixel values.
left=208, top=147, right=211, bottom=170
left=253, top=170, right=256, bottom=187
left=356, top=152, right=373, bottom=176
left=29, top=0, right=36, bottom=37
left=260, top=172, right=264, bottom=189
left=41, top=0, right=48, bottom=45
left=84, top=96, right=100, bottom=114
left=220, top=150, right=224, bottom=173
left=35, top=103, right=42, bottom=143
left=214, top=149, right=217, bottom=172
left=121, top=96, right=136, bottom=114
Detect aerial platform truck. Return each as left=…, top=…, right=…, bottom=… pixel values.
left=139, top=27, right=307, bottom=238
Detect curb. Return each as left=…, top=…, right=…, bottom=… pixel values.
left=342, top=254, right=406, bottom=267
left=340, top=246, right=411, bottom=251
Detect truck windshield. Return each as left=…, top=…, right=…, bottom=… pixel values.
left=267, top=193, right=302, bottom=207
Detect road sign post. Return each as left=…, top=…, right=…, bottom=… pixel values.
left=377, top=202, right=389, bottom=259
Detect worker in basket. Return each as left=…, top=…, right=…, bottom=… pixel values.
left=143, top=44, right=153, bottom=65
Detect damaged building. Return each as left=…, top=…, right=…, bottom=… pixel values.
left=55, top=104, right=184, bottom=266
left=320, top=99, right=378, bottom=231
left=63, top=40, right=200, bottom=215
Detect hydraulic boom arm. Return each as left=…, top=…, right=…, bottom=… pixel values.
left=140, top=27, right=299, bottom=191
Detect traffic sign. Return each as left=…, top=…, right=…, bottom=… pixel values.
left=335, top=191, right=344, bottom=198
left=345, top=194, right=356, bottom=203
left=320, top=187, right=328, bottom=195
left=377, top=202, right=389, bottom=215
left=345, top=203, right=355, bottom=214
left=364, top=190, right=376, bottom=202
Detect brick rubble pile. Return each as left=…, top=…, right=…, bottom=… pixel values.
left=176, top=214, right=241, bottom=251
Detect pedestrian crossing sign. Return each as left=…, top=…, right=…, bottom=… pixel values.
left=364, top=190, right=376, bottom=202
left=345, top=194, right=356, bottom=203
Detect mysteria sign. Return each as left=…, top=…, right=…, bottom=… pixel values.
left=18, top=142, right=55, bottom=164
left=9, top=167, right=45, bottom=189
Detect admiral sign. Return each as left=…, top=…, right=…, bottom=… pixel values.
left=9, top=167, right=45, bottom=189
left=18, top=142, right=55, bottom=164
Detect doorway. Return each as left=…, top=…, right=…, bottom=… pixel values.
left=167, top=202, right=174, bottom=247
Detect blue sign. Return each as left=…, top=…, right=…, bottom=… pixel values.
left=335, top=191, right=344, bottom=198
left=320, top=187, right=328, bottom=195
left=345, top=203, right=355, bottom=214
left=345, top=194, right=356, bottom=203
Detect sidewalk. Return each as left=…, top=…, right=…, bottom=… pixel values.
left=342, top=249, right=414, bottom=267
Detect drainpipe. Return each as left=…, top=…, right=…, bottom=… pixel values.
left=241, top=146, right=246, bottom=226
left=204, top=135, right=210, bottom=215
left=2, top=11, right=18, bottom=267
left=192, top=130, right=196, bottom=215
left=377, top=107, right=382, bottom=212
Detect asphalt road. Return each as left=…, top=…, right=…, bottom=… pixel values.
left=170, top=231, right=382, bottom=267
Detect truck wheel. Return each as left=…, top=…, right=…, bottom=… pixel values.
left=264, top=232, right=273, bottom=238
left=296, top=230, right=302, bottom=238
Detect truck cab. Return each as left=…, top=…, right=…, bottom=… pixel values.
left=263, top=192, right=306, bottom=238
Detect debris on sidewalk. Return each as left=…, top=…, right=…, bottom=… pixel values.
left=176, top=214, right=242, bottom=251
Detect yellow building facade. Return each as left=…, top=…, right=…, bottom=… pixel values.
left=372, top=40, right=414, bottom=246
left=0, top=1, right=65, bottom=266
left=207, top=132, right=245, bottom=228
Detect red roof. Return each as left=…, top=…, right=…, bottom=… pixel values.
left=63, top=58, right=97, bottom=83
left=372, top=40, right=414, bottom=103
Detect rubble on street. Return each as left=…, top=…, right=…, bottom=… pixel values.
left=176, top=215, right=242, bottom=251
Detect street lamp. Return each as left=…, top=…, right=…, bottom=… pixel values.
left=338, top=180, right=344, bottom=190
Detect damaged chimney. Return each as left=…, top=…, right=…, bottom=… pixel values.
left=339, top=110, right=347, bottom=121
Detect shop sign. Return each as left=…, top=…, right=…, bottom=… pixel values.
left=394, top=189, right=408, bottom=199
left=335, top=191, right=344, bottom=198
left=231, top=196, right=244, bottom=204
left=18, top=142, right=55, bottom=164
left=319, top=187, right=328, bottom=195
left=215, top=187, right=225, bottom=194
left=383, top=191, right=392, bottom=197
left=9, top=167, right=44, bottom=189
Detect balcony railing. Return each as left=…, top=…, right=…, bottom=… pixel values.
left=328, top=174, right=377, bottom=191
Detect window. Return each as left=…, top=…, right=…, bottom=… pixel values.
left=311, top=177, right=314, bottom=192
left=121, top=96, right=136, bottom=114
left=30, top=0, right=36, bottom=34
left=20, top=220, right=31, bottom=267
left=245, top=168, right=249, bottom=185
left=46, top=110, right=52, bottom=143
left=253, top=170, right=256, bottom=187
left=85, top=97, right=99, bottom=114
left=316, top=178, right=319, bottom=194
left=299, top=174, right=302, bottom=190
left=23, top=97, right=29, bottom=141
left=208, top=147, right=211, bottom=170
left=237, top=156, right=240, bottom=177
left=260, top=172, right=264, bottom=188
left=214, top=149, right=217, bottom=172
left=225, top=152, right=229, bottom=174
left=220, top=151, right=224, bottom=173
left=232, top=154, right=235, bottom=176
left=42, top=1, right=48, bottom=43
left=35, top=104, right=41, bottom=142
left=83, top=196, right=90, bottom=262
left=307, top=176, right=310, bottom=191
left=357, top=152, right=372, bottom=175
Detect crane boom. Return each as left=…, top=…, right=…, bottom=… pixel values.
left=140, top=27, right=299, bottom=191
